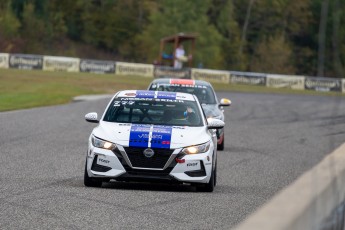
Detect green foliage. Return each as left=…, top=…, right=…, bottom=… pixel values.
left=0, top=3, right=20, bottom=38
left=209, top=0, right=244, bottom=70
left=136, top=0, right=224, bottom=68
left=0, top=0, right=343, bottom=77
left=81, top=1, right=141, bottom=50
left=250, top=34, right=296, bottom=74
left=21, top=3, right=46, bottom=52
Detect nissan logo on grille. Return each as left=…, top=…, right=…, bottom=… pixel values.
left=143, top=148, right=154, bottom=158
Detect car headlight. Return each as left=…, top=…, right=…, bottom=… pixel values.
left=182, top=141, right=210, bottom=154
left=91, top=135, right=116, bottom=150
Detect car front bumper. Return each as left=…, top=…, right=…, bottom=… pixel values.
left=86, top=144, right=214, bottom=184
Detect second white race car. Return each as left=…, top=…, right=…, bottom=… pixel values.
left=148, top=78, right=231, bottom=150
left=84, top=90, right=224, bottom=192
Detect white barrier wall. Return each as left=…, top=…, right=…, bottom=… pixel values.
left=0, top=53, right=9, bottom=69
left=305, top=77, right=342, bottom=92
left=2, top=52, right=345, bottom=94
left=154, top=66, right=190, bottom=79
left=116, top=62, right=154, bottom=77
left=266, top=74, right=305, bottom=90
left=230, top=72, right=266, bottom=86
left=191, top=68, right=230, bottom=83
left=43, top=56, right=80, bottom=72
left=233, top=143, right=345, bottom=230
left=9, top=54, right=43, bottom=70
left=80, top=59, right=115, bottom=74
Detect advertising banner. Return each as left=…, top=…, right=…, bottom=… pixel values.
left=116, top=62, right=154, bottom=77
left=191, top=69, right=230, bottom=83
left=0, top=53, right=9, bottom=69
left=80, top=59, right=115, bottom=74
left=266, top=74, right=305, bottom=90
left=43, top=56, right=80, bottom=72
left=305, top=77, right=342, bottom=92
left=154, top=66, right=190, bottom=79
left=9, top=54, right=43, bottom=70
left=230, top=71, right=266, bottom=85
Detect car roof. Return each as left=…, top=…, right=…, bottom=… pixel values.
left=150, top=78, right=212, bottom=87
left=116, top=90, right=196, bottom=101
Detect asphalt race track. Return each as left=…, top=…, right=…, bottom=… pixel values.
left=0, top=92, right=344, bottom=229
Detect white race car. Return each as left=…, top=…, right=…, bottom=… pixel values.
left=84, top=90, right=224, bottom=192
left=148, top=79, right=231, bottom=150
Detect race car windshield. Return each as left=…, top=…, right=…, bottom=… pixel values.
left=149, top=84, right=217, bottom=104
left=103, top=97, right=203, bottom=126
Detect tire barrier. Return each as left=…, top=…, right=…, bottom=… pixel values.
left=266, top=74, right=305, bottom=90
left=0, top=52, right=344, bottom=93
left=43, top=56, right=79, bottom=72
left=0, top=53, right=9, bottom=69
left=115, top=62, right=154, bottom=77
left=9, top=54, right=43, bottom=70
left=80, top=59, right=115, bottom=74
left=154, top=66, right=190, bottom=79
left=191, top=68, right=230, bottom=83
left=305, top=77, right=342, bottom=92
left=230, top=71, right=266, bottom=86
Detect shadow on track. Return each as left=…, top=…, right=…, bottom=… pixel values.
left=101, top=181, right=197, bottom=193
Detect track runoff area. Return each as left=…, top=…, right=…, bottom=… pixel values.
left=0, top=89, right=344, bottom=229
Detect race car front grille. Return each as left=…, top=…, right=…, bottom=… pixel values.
left=123, top=147, right=174, bottom=169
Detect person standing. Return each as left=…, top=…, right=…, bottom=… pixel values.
left=174, top=44, right=185, bottom=69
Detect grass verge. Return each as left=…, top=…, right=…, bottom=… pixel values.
left=0, top=68, right=343, bottom=111
left=0, top=69, right=151, bottom=111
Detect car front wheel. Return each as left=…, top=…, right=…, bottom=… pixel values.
left=197, top=161, right=216, bottom=192
left=217, top=134, right=225, bottom=151
left=84, top=162, right=102, bottom=187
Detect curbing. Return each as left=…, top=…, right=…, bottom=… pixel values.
left=233, top=143, right=345, bottom=230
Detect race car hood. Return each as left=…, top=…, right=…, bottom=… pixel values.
left=92, top=122, right=210, bottom=149
left=201, top=104, right=223, bottom=120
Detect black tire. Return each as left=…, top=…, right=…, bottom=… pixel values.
left=197, top=162, right=216, bottom=192
left=84, top=162, right=102, bottom=188
left=214, top=161, right=217, bottom=186
left=217, top=136, right=224, bottom=151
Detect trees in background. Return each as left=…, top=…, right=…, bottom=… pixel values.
left=208, top=0, right=244, bottom=70
left=0, top=0, right=344, bottom=78
left=0, top=1, right=20, bottom=52
left=332, top=0, right=344, bottom=77
left=136, top=0, right=224, bottom=68
left=250, top=34, right=295, bottom=74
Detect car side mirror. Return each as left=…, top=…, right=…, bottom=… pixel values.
left=219, top=98, right=231, bottom=107
left=207, top=118, right=225, bottom=129
left=85, top=112, right=99, bottom=123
